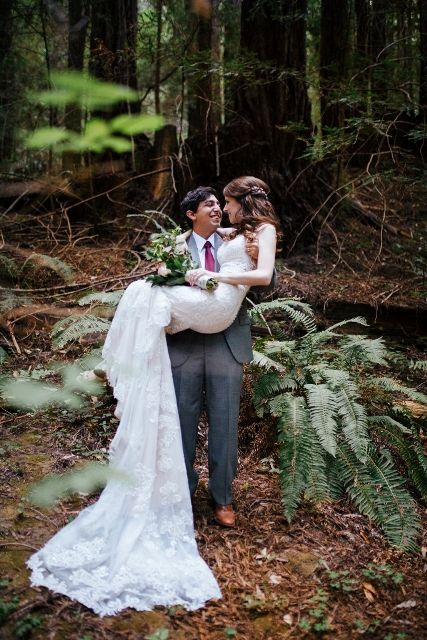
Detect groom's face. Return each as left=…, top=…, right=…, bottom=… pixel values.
left=186, top=196, right=222, bottom=238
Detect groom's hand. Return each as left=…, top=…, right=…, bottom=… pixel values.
left=245, top=234, right=259, bottom=261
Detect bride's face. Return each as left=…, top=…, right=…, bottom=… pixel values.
left=224, top=196, right=242, bottom=224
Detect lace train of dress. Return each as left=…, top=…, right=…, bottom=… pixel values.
left=27, top=234, right=252, bottom=616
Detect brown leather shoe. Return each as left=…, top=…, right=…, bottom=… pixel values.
left=214, top=504, right=236, bottom=528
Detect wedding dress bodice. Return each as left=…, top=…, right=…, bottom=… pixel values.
left=164, top=233, right=254, bottom=334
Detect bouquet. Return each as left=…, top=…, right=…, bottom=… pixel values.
left=144, top=227, right=218, bottom=290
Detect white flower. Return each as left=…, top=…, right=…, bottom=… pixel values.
left=174, top=242, right=187, bottom=255
left=157, top=263, right=171, bottom=277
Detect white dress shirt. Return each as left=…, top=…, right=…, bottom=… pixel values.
left=192, top=231, right=217, bottom=270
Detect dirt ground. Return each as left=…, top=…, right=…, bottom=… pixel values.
left=1, top=404, right=427, bottom=640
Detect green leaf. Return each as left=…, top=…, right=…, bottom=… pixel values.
left=25, top=127, right=70, bottom=149
left=305, top=384, right=337, bottom=456
left=110, top=113, right=164, bottom=135
left=102, top=136, right=133, bottom=153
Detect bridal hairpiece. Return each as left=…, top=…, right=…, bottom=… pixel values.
left=247, top=186, right=268, bottom=198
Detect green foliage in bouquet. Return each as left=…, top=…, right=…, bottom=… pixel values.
left=249, top=299, right=427, bottom=552
left=144, top=227, right=193, bottom=286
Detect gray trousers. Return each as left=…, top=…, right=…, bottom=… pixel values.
left=167, top=330, right=243, bottom=506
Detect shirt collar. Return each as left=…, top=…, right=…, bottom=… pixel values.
left=192, top=231, right=216, bottom=252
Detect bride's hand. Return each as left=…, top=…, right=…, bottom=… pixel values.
left=185, top=268, right=213, bottom=286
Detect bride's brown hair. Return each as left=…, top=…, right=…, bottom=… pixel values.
left=223, top=176, right=280, bottom=239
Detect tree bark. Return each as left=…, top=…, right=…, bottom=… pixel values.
left=89, top=0, right=137, bottom=90
left=214, top=0, right=313, bottom=216
left=420, top=0, right=427, bottom=108
left=0, top=0, right=14, bottom=163
left=320, top=0, right=351, bottom=129
left=369, top=0, right=388, bottom=111
left=63, top=0, right=89, bottom=171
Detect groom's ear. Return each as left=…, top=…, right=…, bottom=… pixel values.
left=186, top=210, right=197, bottom=224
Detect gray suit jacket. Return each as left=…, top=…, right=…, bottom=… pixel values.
left=167, top=231, right=254, bottom=365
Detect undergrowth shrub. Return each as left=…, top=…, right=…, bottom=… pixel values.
left=249, top=299, right=427, bottom=551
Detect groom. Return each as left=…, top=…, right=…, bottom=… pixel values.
left=166, top=186, right=273, bottom=528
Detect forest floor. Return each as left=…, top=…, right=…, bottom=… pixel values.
left=0, top=174, right=426, bottom=639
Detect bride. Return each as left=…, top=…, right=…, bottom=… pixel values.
left=27, top=176, right=278, bottom=616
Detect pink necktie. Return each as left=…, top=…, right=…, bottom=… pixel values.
left=204, top=240, right=215, bottom=272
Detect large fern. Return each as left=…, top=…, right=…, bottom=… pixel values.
left=52, top=315, right=112, bottom=348
left=250, top=301, right=426, bottom=551
left=24, top=253, right=75, bottom=283
left=78, top=290, right=124, bottom=307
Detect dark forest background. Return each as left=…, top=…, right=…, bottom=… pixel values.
left=1, top=0, right=427, bottom=237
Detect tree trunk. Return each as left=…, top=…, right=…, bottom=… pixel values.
left=215, top=0, right=313, bottom=221
left=0, top=0, right=14, bottom=164
left=89, top=0, right=137, bottom=90
left=63, top=0, right=89, bottom=171
left=149, top=124, right=178, bottom=202
left=420, top=0, right=427, bottom=108
left=320, top=0, right=351, bottom=129
left=355, top=0, right=369, bottom=59
left=369, top=0, right=388, bottom=112
left=154, top=0, right=163, bottom=115
left=187, top=11, right=214, bottom=139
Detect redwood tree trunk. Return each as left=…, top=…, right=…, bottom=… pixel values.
left=63, top=0, right=89, bottom=171
left=320, top=0, right=351, bottom=129
left=89, top=0, right=137, bottom=90
left=0, top=0, right=14, bottom=163
left=420, top=0, right=427, bottom=109
left=216, top=0, right=313, bottom=220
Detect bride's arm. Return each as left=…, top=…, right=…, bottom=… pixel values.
left=187, top=225, right=276, bottom=287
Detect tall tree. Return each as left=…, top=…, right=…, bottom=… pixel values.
left=0, top=0, right=15, bottom=163
left=63, top=0, right=89, bottom=170
left=214, top=0, right=314, bottom=222
left=89, top=0, right=138, bottom=90
left=319, top=0, right=351, bottom=129
left=419, top=0, right=427, bottom=109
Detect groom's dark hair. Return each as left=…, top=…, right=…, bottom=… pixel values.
left=180, top=186, right=219, bottom=215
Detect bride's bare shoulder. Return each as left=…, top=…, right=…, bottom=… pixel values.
left=217, top=227, right=235, bottom=237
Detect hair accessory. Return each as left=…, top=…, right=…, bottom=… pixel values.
left=248, top=186, right=268, bottom=198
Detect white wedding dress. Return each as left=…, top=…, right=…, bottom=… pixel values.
left=27, top=234, right=253, bottom=616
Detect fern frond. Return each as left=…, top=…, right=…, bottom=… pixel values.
left=305, top=384, right=338, bottom=456
left=277, top=395, right=312, bottom=522
left=341, top=336, right=388, bottom=366
left=304, top=436, right=330, bottom=503
left=51, top=315, right=111, bottom=348
left=252, top=350, right=286, bottom=372
left=336, top=389, right=368, bottom=462
left=369, top=416, right=427, bottom=499
left=370, top=376, right=427, bottom=404
left=78, top=290, right=124, bottom=307
left=249, top=298, right=317, bottom=334
left=0, top=290, right=33, bottom=312
left=408, top=360, right=427, bottom=371
left=326, top=457, right=345, bottom=499
left=0, top=255, right=19, bottom=280
left=262, top=340, right=297, bottom=358
left=252, top=371, right=288, bottom=416
left=337, top=443, right=421, bottom=550
left=25, top=253, right=75, bottom=283
left=368, top=414, right=411, bottom=435
left=327, top=316, right=369, bottom=332
left=337, top=443, right=379, bottom=520
left=366, top=448, right=421, bottom=551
